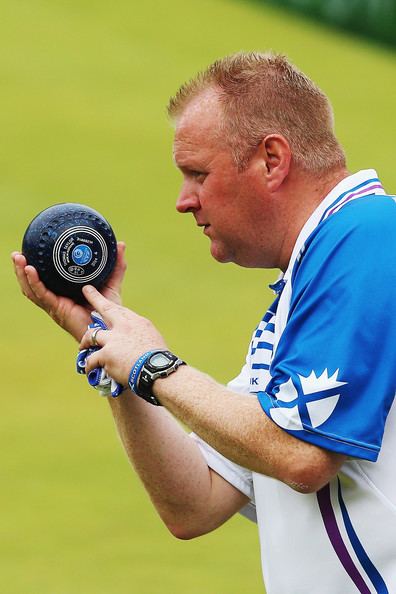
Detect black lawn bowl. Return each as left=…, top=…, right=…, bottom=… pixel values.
left=22, top=203, right=117, bottom=301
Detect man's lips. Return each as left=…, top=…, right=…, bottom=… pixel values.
left=198, top=223, right=211, bottom=235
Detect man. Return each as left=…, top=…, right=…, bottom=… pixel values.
left=13, top=53, right=396, bottom=593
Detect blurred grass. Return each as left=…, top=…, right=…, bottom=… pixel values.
left=1, top=0, right=395, bottom=593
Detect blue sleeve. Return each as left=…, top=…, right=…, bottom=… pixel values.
left=258, top=196, right=396, bottom=461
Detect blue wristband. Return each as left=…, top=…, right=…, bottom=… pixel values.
left=128, top=351, right=155, bottom=395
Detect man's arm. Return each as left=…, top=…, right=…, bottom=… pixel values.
left=109, top=394, right=249, bottom=539
left=81, top=286, right=346, bottom=495
left=154, top=366, right=345, bottom=493
left=12, top=252, right=249, bottom=538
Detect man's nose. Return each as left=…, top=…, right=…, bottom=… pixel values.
left=176, top=181, right=200, bottom=213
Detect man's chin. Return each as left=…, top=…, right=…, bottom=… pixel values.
left=209, top=242, right=260, bottom=268
left=209, top=242, right=233, bottom=264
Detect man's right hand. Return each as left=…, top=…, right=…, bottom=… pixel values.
left=11, top=241, right=127, bottom=342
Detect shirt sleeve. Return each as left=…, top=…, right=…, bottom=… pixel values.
left=189, top=433, right=255, bottom=503
left=258, top=196, right=396, bottom=462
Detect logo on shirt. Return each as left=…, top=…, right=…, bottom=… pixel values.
left=269, top=369, right=347, bottom=431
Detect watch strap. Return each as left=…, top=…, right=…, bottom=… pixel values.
left=128, top=350, right=156, bottom=396
left=128, top=350, right=186, bottom=406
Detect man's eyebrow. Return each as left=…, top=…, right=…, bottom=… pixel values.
left=172, top=153, right=186, bottom=171
left=172, top=154, right=186, bottom=170
left=176, top=164, right=204, bottom=177
left=173, top=153, right=202, bottom=172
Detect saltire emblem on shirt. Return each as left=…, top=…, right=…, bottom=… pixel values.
left=269, top=369, right=347, bottom=430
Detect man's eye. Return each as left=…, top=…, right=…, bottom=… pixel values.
left=192, top=171, right=207, bottom=182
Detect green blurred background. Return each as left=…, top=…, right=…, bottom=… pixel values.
left=1, top=1, right=395, bottom=592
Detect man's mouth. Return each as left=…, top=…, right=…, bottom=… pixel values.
left=197, top=222, right=210, bottom=233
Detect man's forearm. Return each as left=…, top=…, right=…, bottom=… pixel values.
left=79, top=288, right=345, bottom=494
left=108, top=391, right=247, bottom=537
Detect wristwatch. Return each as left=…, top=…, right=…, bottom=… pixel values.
left=128, top=350, right=186, bottom=406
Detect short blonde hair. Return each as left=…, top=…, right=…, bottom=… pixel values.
left=168, top=52, right=346, bottom=172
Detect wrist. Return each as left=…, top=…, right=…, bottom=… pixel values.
left=128, top=350, right=157, bottom=397
left=128, top=349, right=186, bottom=406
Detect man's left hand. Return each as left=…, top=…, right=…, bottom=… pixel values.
left=79, top=285, right=168, bottom=387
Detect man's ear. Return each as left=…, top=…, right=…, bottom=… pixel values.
left=255, top=134, right=291, bottom=192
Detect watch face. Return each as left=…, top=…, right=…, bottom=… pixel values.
left=149, top=352, right=171, bottom=369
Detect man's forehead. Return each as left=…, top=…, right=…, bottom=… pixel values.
left=180, top=86, right=221, bottom=119
left=175, top=89, right=222, bottom=138
left=173, top=89, right=222, bottom=160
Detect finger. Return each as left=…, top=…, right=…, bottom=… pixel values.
left=84, top=349, right=105, bottom=374
left=25, top=265, right=60, bottom=312
left=79, top=327, right=109, bottom=350
left=12, top=253, right=41, bottom=303
left=82, top=285, right=118, bottom=324
left=103, top=242, right=127, bottom=300
left=12, top=252, right=56, bottom=310
left=110, top=242, right=127, bottom=288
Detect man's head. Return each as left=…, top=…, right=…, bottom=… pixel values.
left=169, top=52, right=347, bottom=270
left=168, top=51, right=345, bottom=174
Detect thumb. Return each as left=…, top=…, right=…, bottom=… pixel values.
left=107, top=241, right=127, bottom=292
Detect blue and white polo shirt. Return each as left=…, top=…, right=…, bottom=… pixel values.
left=192, top=170, right=396, bottom=594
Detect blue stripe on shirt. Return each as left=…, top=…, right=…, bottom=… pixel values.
left=257, top=341, right=273, bottom=350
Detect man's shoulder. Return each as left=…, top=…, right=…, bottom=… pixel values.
left=291, top=193, right=396, bottom=290
left=307, top=194, right=396, bottom=255
left=328, top=192, right=396, bottom=227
